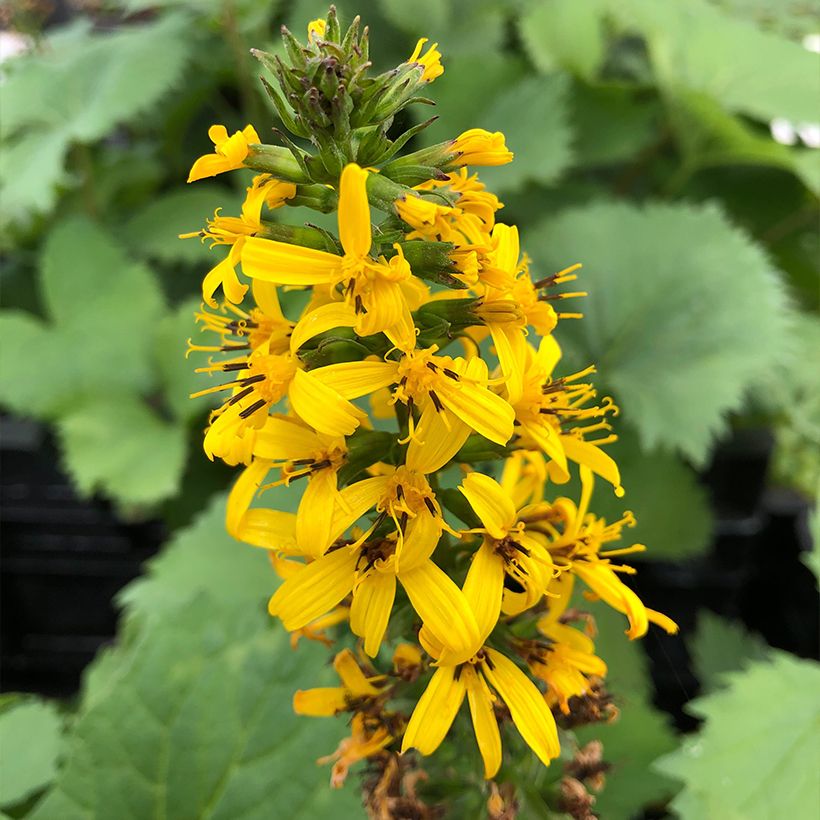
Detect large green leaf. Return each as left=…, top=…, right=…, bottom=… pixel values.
left=575, top=605, right=680, bottom=817
left=29, top=595, right=364, bottom=820
left=0, top=698, right=63, bottom=809
left=584, top=428, right=713, bottom=560
left=689, top=611, right=769, bottom=693
left=57, top=396, right=187, bottom=507
left=525, top=201, right=790, bottom=461
left=655, top=652, right=820, bottom=818
left=519, top=0, right=606, bottom=81
left=476, top=73, right=573, bottom=194
left=121, top=186, right=241, bottom=265
left=0, top=14, right=193, bottom=225
left=603, top=0, right=818, bottom=123
left=117, top=491, right=287, bottom=621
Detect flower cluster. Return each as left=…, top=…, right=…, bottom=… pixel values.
left=183, top=8, right=677, bottom=804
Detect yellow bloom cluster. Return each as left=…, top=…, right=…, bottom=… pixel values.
left=183, top=12, right=677, bottom=790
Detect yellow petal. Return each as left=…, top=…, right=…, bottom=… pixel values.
left=398, top=508, right=441, bottom=570
left=289, top=369, right=364, bottom=437
left=406, top=401, right=471, bottom=475
left=251, top=279, right=285, bottom=319
left=333, top=648, right=384, bottom=696
left=309, top=360, right=398, bottom=399
left=483, top=648, right=560, bottom=766
left=356, top=275, right=405, bottom=338
left=399, top=560, right=481, bottom=663
left=338, top=164, right=372, bottom=258
left=490, top=323, right=527, bottom=405
left=296, top=470, right=339, bottom=558
left=401, top=665, right=466, bottom=756
left=438, top=380, right=514, bottom=446
left=252, top=415, right=320, bottom=461
left=522, top=421, right=569, bottom=480
left=188, top=153, right=231, bottom=183
left=560, top=435, right=623, bottom=495
left=536, top=334, right=561, bottom=374
left=293, top=687, right=348, bottom=716
left=328, top=476, right=388, bottom=543
left=242, top=236, right=340, bottom=284
left=459, top=472, right=517, bottom=539
left=290, top=302, right=357, bottom=353
left=647, top=608, right=679, bottom=635
left=573, top=562, right=648, bottom=639
left=350, top=572, right=397, bottom=657
left=268, top=547, right=357, bottom=630
left=463, top=539, right=505, bottom=643
left=202, top=248, right=247, bottom=307
left=236, top=508, right=298, bottom=551
left=226, top=460, right=271, bottom=537
left=463, top=665, right=502, bottom=779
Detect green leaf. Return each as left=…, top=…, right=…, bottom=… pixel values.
left=377, top=0, right=451, bottom=33
left=705, top=0, right=820, bottom=40
left=477, top=74, right=573, bottom=194
left=570, top=82, right=662, bottom=168
left=117, top=491, right=288, bottom=620
left=690, top=611, right=769, bottom=693
left=38, top=217, right=167, bottom=398
left=519, top=0, right=606, bottom=80
left=586, top=428, right=714, bottom=560
left=0, top=15, right=194, bottom=225
left=58, top=396, right=187, bottom=507
left=29, top=595, right=364, bottom=820
left=121, top=186, right=241, bottom=264
left=525, top=201, right=790, bottom=461
left=154, top=298, right=211, bottom=423
left=575, top=605, right=680, bottom=817
left=655, top=652, right=820, bottom=819
left=0, top=698, right=63, bottom=809
left=604, top=0, right=818, bottom=123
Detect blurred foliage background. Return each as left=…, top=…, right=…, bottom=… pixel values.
left=1, top=1, right=818, bottom=818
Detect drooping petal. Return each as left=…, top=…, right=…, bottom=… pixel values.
left=536, top=334, right=561, bottom=374
left=268, top=547, right=358, bottom=630
left=289, top=369, right=364, bottom=437
left=202, top=246, right=247, bottom=307
left=399, top=560, right=481, bottom=664
left=236, top=508, right=298, bottom=552
left=242, top=236, right=340, bottom=284
left=398, top=507, right=441, bottom=570
left=483, top=648, right=560, bottom=766
left=573, top=562, right=648, bottom=640
left=463, top=539, right=505, bottom=643
left=647, top=608, right=679, bottom=635
left=226, top=459, right=272, bottom=537
left=296, top=470, right=339, bottom=558
left=290, top=302, right=357, bottom=353
left=459, top=472, right=518, bottom=539
left=251, top=415, right=321, bottom=461
left=522, top=420, right=569, bottom=481
left=293, top=687, right=348, bottom=716
left=489, top=322, right=527, bottom=405
left=338, top=164, right=372, bottom=258
left=333, top=648, right=384, bottom=696
left=356, top=275, right=405, bottom=338
left=251, top=279, right=285, bottom=320
left=463, top=665, right=502, bottom=779
left=401, top=665, right=466, bottom=756
left=309, top=360, right=399, bottom=399
left=328, top=476, right=388, bottom=543
left=350, top=572, right=397, bottom=657
left=438, top=380, right=515, bottom=446
left=560, top=435, right=623, bottom=495
left=406, top=401, right=471, bottom=475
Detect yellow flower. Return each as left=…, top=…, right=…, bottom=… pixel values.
left=307, top=18, right=326, bottom=40
left=181, top=175, right=296, bottom=306
left=319, top=713, right=393, bottom=788
left=536, top=467, right=679, bottom=640
left=511, top=336, right=623, bottom=493
left=187, top=124, right=259, bottom=182
left=241, top=163, right=422, bottom=349
left=401, top=646, right=560, bottom=779
left=407, top=37, right=443, bottom=83
left=294, top=648, right=387, bottom=716
left=450, top=128, right=514, bottom=167
left=458, top=471, right=555, bottom=624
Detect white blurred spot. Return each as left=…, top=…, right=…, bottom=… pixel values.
left=797, top=123, right=820, bottom=149
left=803, top=34, right=820, bottom=54
left=771, top=118, right=798, bottom=145
left=0, top=31, right=30, bottom=63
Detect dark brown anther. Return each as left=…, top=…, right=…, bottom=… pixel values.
left=222, top=362, right=249, bottom=372
left=396, top=485, right=404, bottom=500
left=220, top=343, right=251, bottom=351
left=423, top=497, right=437, bottom=515
left=238, top=398, right=266, bottom=419
left=228, top=385, right=256, bottom=406
left=425, top=361, right=438, bottom=372
left=430, top=391, right=444, bottom=412
left=311, top=459, right=331, bottom=471
left=240, top=373, right=267, bottom=386
left=442, top=368, right=460, bottom=380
